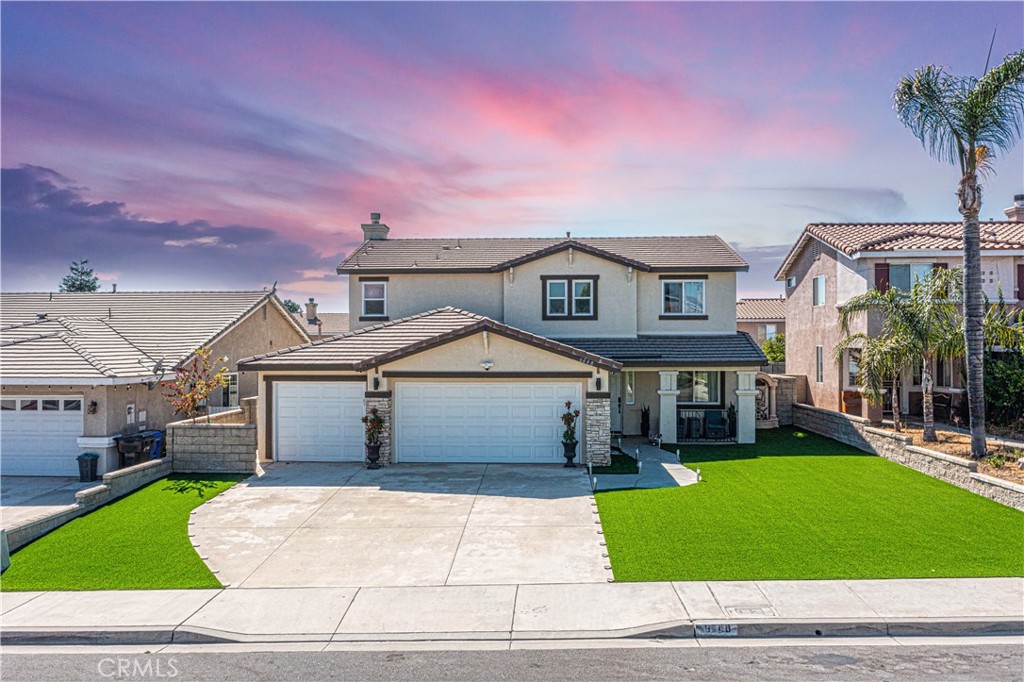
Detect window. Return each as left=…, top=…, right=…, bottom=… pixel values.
left=222, top=373, right=239, bottom=407
left=543, top=277, right=597, bottom=319
left=812, top=276, right=826, bottom=307
left=848, top=350, right=861, bottom=388
left=756, top=323, right=778, bottom=344
left=889, top=264, right=934, bottom=292
left=361, top=281, right=387, bottom=317
left=63, top=399, right=82, bottom=411
left=935, top=357, right=953, bottom=388
left=0, top=400, right=15, bottom=411
left=19, top=399, right=38, bottom=411
left=662, top=280, right=705, bottom=316
left=625, top=371, right=635, bottom=405
left=815, top=346, right=824, bottom=383
left=912, top=363, right=922, bottom=387
left=786, top=276, right=796, bottom=289
left=42, top=399, right=60, bottom=411
left=677, top=371, right=721, bottom=405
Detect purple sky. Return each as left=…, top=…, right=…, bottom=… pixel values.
left=2, top=2, right=1022, bottom=310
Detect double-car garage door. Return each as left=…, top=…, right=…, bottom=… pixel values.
left=272, top=380, right=581, bottom=464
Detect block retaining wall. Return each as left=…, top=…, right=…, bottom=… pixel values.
left=167, top=419, right=259, bottom=474
left=4, top=457, right=172, bottom=551
left=793, top=403, right=1024, bottom=511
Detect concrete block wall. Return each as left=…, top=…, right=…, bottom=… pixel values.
left=793, top=403, right=1024, bottom=511
left=585, top=395, right=612, bottom=466
left=167, top=422, right=258, bottom=474
left=771, top=375, right=797, bottom=426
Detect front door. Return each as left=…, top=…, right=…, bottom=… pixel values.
left=610, top=373, right=623, bottom=433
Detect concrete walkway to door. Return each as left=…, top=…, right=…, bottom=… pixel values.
left=189, top=462, right=611, bottom=588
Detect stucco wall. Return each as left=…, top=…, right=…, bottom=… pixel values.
left=348, top=273, right=504, bottom=330
left=502, top=250, right=637, bottom=338
left=736, top=321, right=786, bottom=345
left=637, top=271, right=737, bottom=335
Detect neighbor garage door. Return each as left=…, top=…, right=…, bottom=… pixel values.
left=395, top=382, right=581, bottom=463
left=0, top=397, right=84, bottom=476
left=274, top=381, right=365, bottom=461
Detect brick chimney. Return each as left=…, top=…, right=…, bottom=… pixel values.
left=305, top=297, right=319, bottom=323
left=361, top=212, right=390, bottom=241
left=1004, top=194, right=1024, bottom=222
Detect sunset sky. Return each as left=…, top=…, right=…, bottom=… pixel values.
left=2, top=2, right=1022, bottom=310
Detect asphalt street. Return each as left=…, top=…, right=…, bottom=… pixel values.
left=2, top=641, right=1022, bottom=682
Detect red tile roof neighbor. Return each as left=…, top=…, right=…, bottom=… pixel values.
left=338, top=236, right=748, bottom=273
left=736, top=298, right=785, bottom=321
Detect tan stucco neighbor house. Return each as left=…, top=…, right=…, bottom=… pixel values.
left=736, top=298, right=786, bottom=346
left=240, top=214, right=766, bottom=467
left=774, top=195, right=1024, bottom=422
left=0, top=290, right=309, bottom=476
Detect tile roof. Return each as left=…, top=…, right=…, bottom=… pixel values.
left=240, top=307, right=622, bottom=371
left=338, top=236, right=748, bottom=274
left=1, top=291, right=298, bottom=381
left=736, top=298, right=786, bottom=321
left=291, top=311, right=350, bottom=336
left=556, top=334, right=767, bottom=367
left=775, top=221, right=1024, bottom=280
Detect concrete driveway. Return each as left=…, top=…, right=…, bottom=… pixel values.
left=190, top=462, right=610, bottom=588
left=0, top=477, right=94, bottom=529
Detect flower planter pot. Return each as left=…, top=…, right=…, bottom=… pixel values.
left=365, top=442, right=382, bottom=469
left=562, top=440, right=578, bottom=467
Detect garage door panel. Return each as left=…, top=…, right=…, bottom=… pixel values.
left=396, top=382, right=581, bottom=463
left=274, top=382, right=364, bottom=462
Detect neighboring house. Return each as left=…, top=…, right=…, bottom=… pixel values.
left=736, top=298, right=786, bottom=346
left=0, top=291, right=309, bottom=476
left=290, top=297, right=350, bottom=340
left=240, top=213, right=766, bottom=467
left=774, top=195, right=1024, bottom=422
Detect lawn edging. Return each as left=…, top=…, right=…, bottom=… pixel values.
left=4, top=458, right=173, bottom=551
left=793, top=403, right=1024, bottom=511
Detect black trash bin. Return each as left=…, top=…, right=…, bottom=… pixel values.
left=77, top=452, right=100, bottom=482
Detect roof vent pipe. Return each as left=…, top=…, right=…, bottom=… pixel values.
left=111, top=283, right=117, bottom=293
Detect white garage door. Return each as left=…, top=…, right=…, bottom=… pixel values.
left=395, top=382, right=582, bottom=463
left=274, top=382, right=365, bottom=462
left=1, top=397, right=85, bottom=476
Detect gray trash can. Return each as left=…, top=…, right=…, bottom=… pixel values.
left=77, top=452, right=100, bottom=482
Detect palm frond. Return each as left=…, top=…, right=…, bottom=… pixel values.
left=964, top=50, right=1024, bottom=155
left=893, top=65, right=969, bottom=171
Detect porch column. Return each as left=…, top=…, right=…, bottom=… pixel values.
left=657, top=371, right=679, bottom=443
left=735, top=371, right=757, bottom=444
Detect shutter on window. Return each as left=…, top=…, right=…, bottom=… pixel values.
left=874, top=263, right=890, bottom=293
left=933, top=262, right=948, bottom=270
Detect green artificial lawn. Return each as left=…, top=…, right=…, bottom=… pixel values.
left=592, top=453, right=640, bottom=475
left=596, top=428, right=1024, bottom=582
left=1, top=474, right=245, bottom=591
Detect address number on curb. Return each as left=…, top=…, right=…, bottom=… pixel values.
left=695, top=623, right=738, bottom=637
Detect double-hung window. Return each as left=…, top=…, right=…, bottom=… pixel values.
left=847, top=350, right=861, bottom=388
left=677, top=371, right=721, bottom=405
left=361, top=280, right=387, bottom=318
left=222, top=373, right=239, bottom=408
left=543, top=277, right=597, bottom=319
left=756, top=323, right=778, bottom=344
left=815, top=346, right=824, bottom=383
left=661, top=278, right=705, bottom=317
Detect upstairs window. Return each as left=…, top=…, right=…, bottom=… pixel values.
left=756, top=323, right=778, bottom=344
left=662, top=279, right=705, bottom=316
left=876, top=263, right=948, bottom=293
left=361, top=281, right=387, bottom=318
left=812, top=276, right=826, bottom=307
left=543, top=277, right=597, bottom=320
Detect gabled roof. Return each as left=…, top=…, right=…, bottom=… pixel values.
left=556, top=334, right=767, bottom=367
left=775, top=221, right=1024, bottom=280
left=736, top=298, right=786, bottom=321
left=291, top=311, right=350, bottom=336
left=240, top=307, right=622, bottom=371
left=338, top=236, right=748, bottom=274
left=0, top=291, right=307, bottom=382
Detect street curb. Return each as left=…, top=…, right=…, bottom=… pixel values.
left=3, top=618, right=1021, bottom=646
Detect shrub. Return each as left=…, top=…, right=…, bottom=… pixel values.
left=762, top=333, right=786, bottom=363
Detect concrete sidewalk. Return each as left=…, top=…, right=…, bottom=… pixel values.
left=594, top=439, right=699, bottom=491
left=2, top=578, right=1020, bottom=645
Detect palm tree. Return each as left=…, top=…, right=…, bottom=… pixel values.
left=893, top=50, right=1024, bottom=457
left=837, top=269, right=963, bottom=442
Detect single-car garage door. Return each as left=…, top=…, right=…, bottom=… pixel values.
left=274, top=381, right=365, bottom=461
left=395, top=382, right=581, bottom=463
left=0, top=397, right=84, bottom=476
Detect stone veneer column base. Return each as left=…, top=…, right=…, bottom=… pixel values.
left=364, top=392, right=392, bottom=465
left=584, top=395, right=611, bottom=466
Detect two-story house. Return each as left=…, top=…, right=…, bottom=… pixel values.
left=775, top=195, right=1024, bottom=422
left=240, top=214, right=766, bottom=466
left=736, top=298, right=786, bottom=346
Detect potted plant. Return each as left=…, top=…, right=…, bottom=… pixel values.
left=727, top=402, right=737, bottom=438
left=640, top=404, right=651, bottom=438
left=361, top=407, right=385, bottom=469
left=560, top=400, right=581, bottom=467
